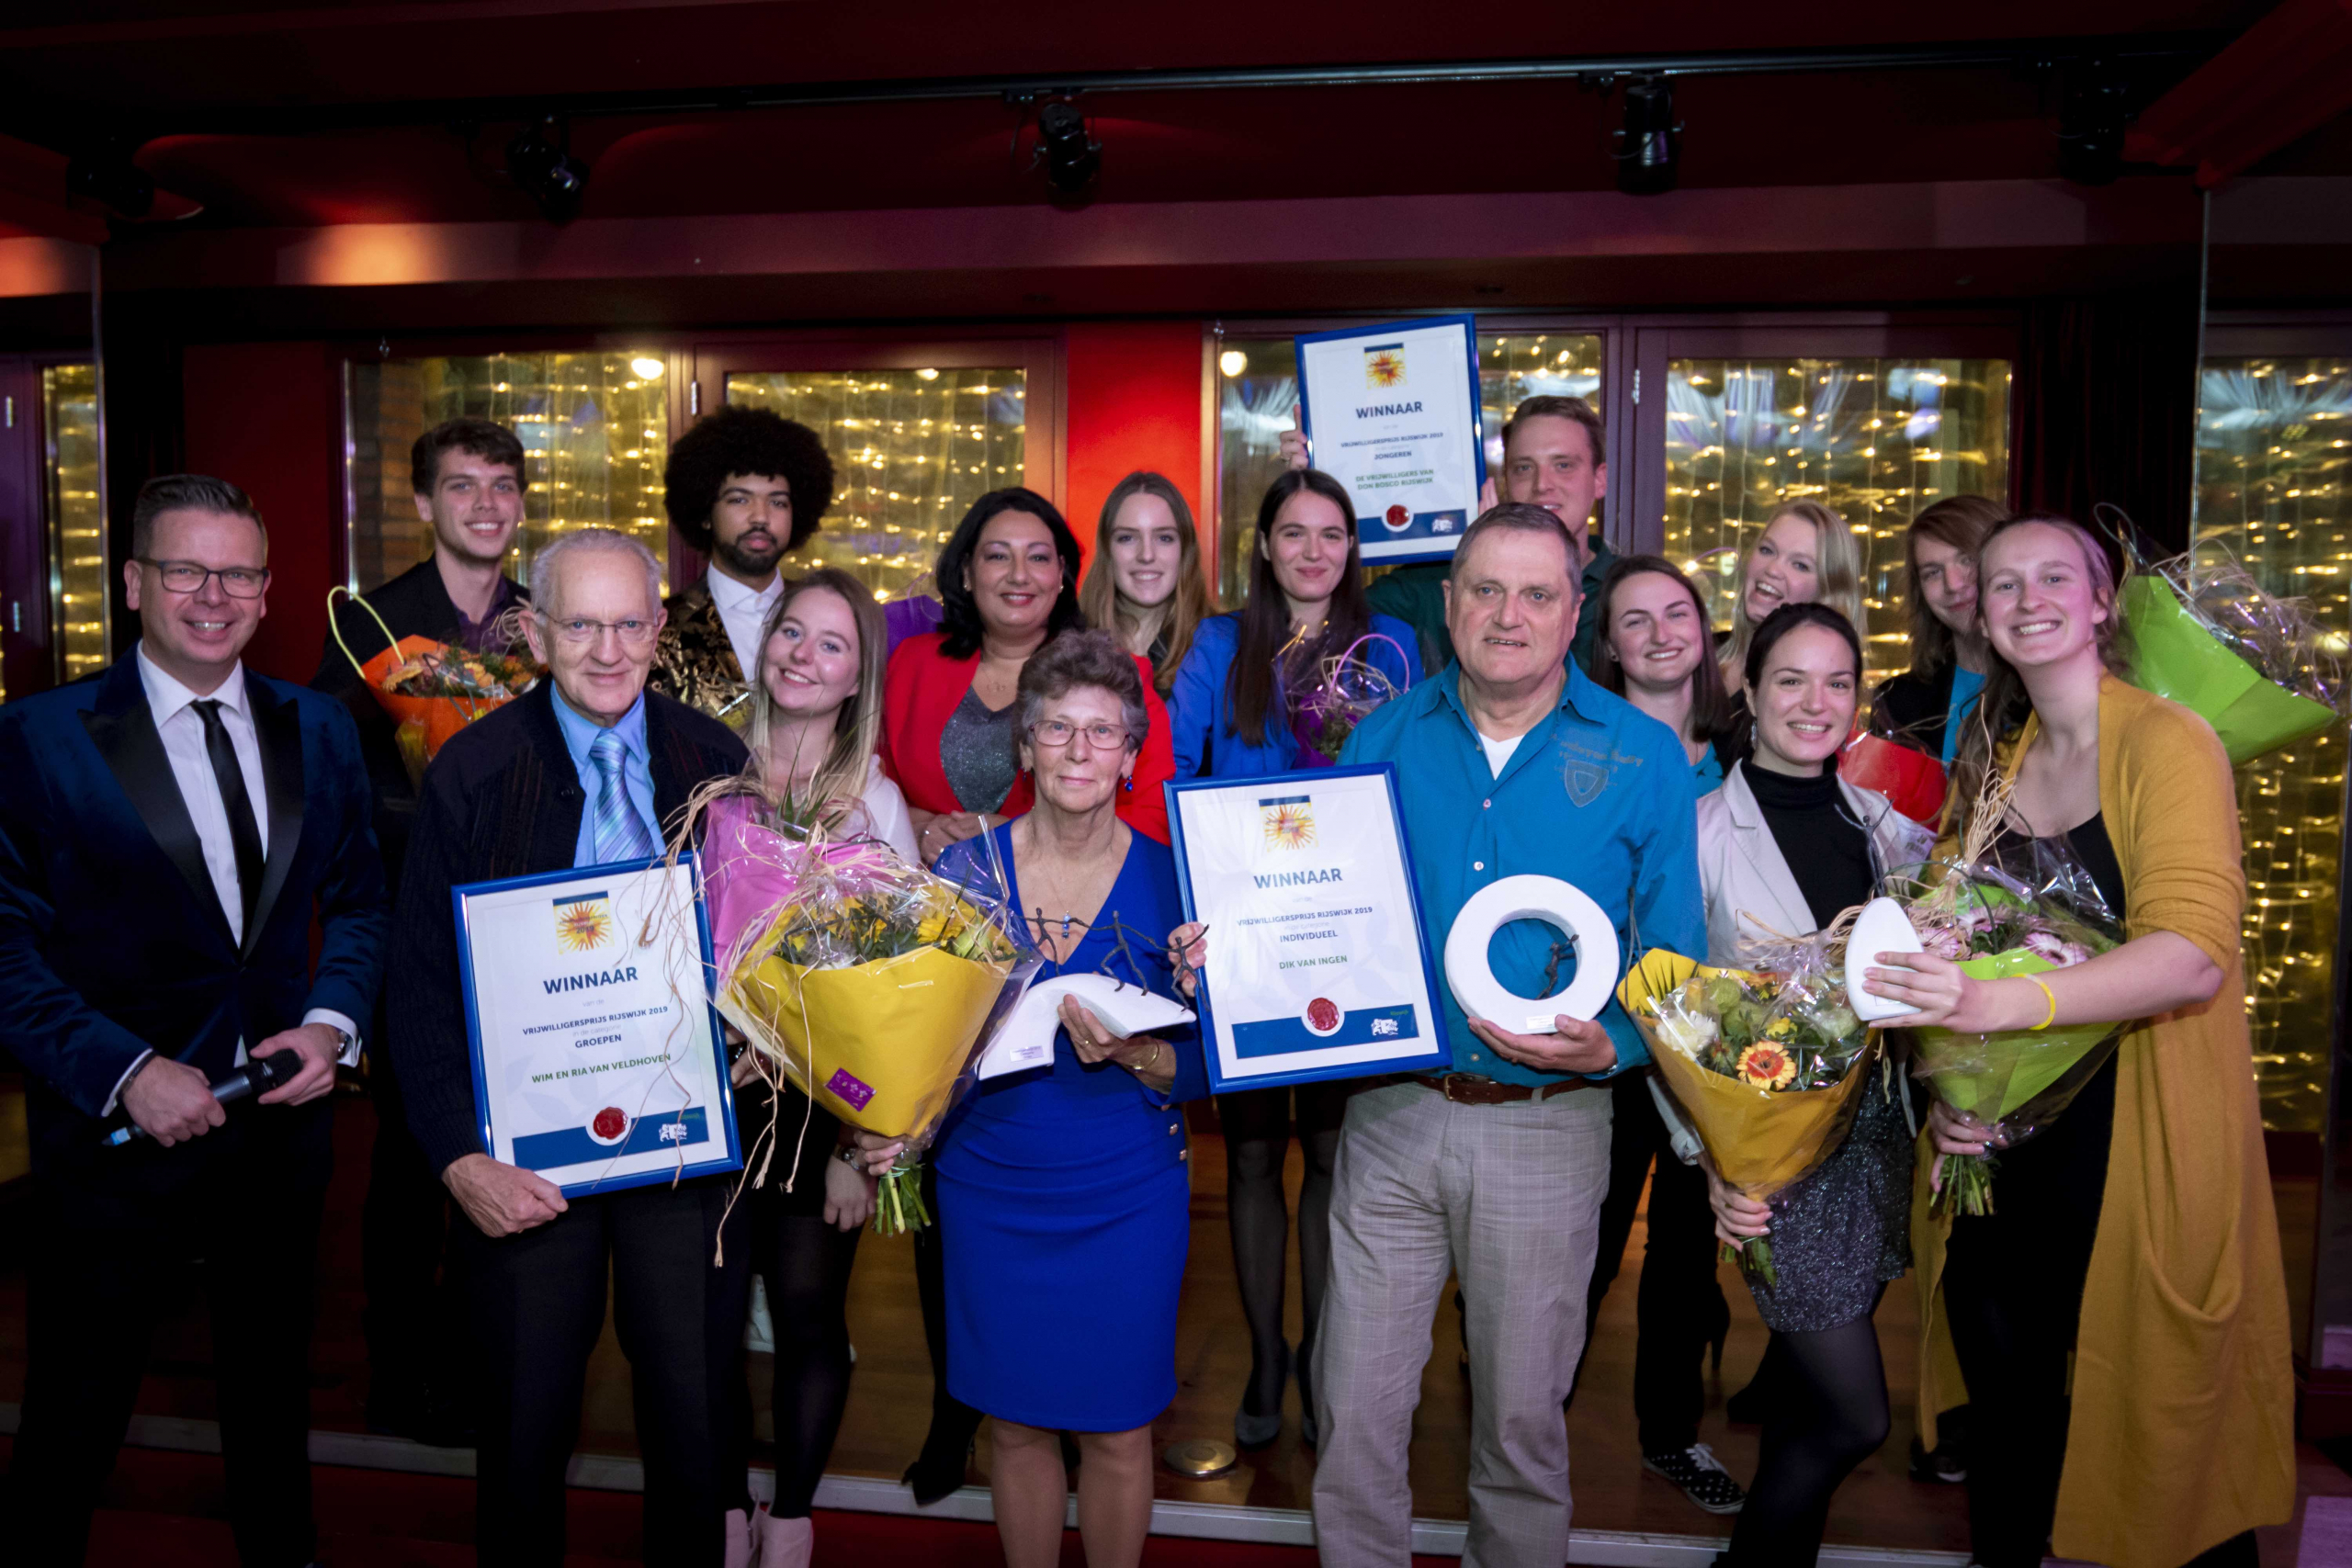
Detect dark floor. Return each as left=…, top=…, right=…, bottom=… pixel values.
left=0, top=1071, right=2337, bottom=1562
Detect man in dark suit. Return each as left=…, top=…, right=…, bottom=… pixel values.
left=389, top=526, right=749, bottom=1566
left=648, top=403, right=834, bottom=725
left=0, top=474, right=388, bottom=1566
left=312, top=414, right=530, bottom=1444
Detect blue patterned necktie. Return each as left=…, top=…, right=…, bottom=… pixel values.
left=588, top=728, right=657, bottom=863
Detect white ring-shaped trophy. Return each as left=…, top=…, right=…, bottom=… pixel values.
left=1442, top=874, right=1621, bottom=1032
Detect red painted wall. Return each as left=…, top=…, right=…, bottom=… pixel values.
left=181, top=341, right=344, bottom=684
left=1059, top=321, right=1205, bottom=573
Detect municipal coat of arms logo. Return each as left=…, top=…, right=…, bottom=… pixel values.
left=554, top=892, right=616, bottom=952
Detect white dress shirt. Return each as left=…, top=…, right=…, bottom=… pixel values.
left=108, top=647, right=362, bottom=1112
left=706, top=567, right=783, bottom=685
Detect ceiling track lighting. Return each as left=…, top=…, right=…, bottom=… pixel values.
left=1033, top=98, right=1101, bottom=205
left=506, top=113, right=590, bottom=222
left=1612, top=73, right=1680, bottom=197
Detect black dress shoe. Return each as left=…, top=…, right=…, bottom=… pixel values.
left=903, top=1436, right=975, bottom=1506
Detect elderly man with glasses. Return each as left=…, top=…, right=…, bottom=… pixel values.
left=388, top=527, right=750, bottom=1568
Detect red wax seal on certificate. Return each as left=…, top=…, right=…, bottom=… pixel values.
left=589, top=1106, right=628, bottom=1145
left=1383, top=502, right=1410, bottom=532
left=1304, top=998, right=1343, bottom=1036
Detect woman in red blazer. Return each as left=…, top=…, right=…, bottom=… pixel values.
left=882, top=488, right=1172, bottom=866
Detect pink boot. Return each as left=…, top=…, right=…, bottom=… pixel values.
left=723, top=1507, right=758, bottom=1568
left=752, top=1502, right=813, bottom=1568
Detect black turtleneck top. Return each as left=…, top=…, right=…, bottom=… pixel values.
left=1742, top=761, right=1876, bottom=929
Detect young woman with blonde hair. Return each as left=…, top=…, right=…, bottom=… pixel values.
left=1861, top=513, right=2293, bottom=1568
left=1717, top=501, right=1867, bottom=702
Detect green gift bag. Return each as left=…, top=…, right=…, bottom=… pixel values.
left=2124, top=574, right=2336, bottom=766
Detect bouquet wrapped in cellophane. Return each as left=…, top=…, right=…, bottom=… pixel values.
left=2124, top=536, right=2347, bottom=765
left=328, top=586, right=540, bottom=785
left=1618, top=936, right=1877, bottom=1285
left=697, top=794, right=1039, bottom=1234
left=1288, top=628, right=1413, bottom=763
left=1878, top=777, right=2127, bottom=1216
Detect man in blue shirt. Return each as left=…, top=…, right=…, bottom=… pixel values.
left=387, top=528, right=752, bottom=1566
left=1312, top=504, right=1704, bottom=1568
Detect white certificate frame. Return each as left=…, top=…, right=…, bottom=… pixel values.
left=455, top=854, right=742, bottom=1197
left=1166, top=763, right=1451, bottom=1093
left=1294, top=313, right=1487, bottom=566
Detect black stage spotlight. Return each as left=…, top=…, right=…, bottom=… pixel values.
left=2057, top=59, right=2130, bottom=186
left=1613, top=74, right=1680, bottom=197
left=507, top=115, right=589, bottom=221
left=1035, top=100, right=1101, bottom=202
left=67, top=142, right=154, bottom=220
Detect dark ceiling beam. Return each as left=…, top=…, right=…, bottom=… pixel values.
left=2124, top=0, right=2352, bottom=186
left=7, top=31, right=2224, bottom=143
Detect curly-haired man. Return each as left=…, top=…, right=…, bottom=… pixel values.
left=650, top=403, right=836, bottom=725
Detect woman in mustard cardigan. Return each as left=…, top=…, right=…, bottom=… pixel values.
left=1860, top=513, right=2294, bottom=1568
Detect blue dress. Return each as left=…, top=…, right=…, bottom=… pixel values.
left=1167, top=611, right=1422, bottom=779
left=932, top=824, right=1209, bottom=1430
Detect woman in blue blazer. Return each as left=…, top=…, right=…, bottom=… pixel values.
left=1165, top=467, right=1419, bottom=1450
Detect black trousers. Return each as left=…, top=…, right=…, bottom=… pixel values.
left=460, top=1175, right=742, bottom=1568
left=2, top=1098, right=334, bottom=1568
left=359, top=1043, right=472, bottom=1408
left=1577, top=1071, right=1726, bottom=1454
left=1942, top=1058, right=2114, bottom=1568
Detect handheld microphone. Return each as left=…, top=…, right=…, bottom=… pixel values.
left=103, top=1053, right=302, bottom=1147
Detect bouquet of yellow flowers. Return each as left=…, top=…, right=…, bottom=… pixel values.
left=699, top=795, right=1039, bottom=1233
left=1619, top=943, right=1879, bottom=1284
left=328, top=587, right=540, bottom=784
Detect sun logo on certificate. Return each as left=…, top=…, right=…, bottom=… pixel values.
left=1363, top=343, right=1407, bottom=389
left=1260, top=795, right=1317, bottom=851
left=554, top=893, right=615, bottom=952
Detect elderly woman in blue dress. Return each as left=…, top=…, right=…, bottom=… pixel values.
left=916, top=627, right=1207, bottom=1568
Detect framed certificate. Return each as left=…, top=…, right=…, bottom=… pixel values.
left=1294, top=314, right=1487, bottom=566
left=1167, top=764, right=1450, bottom=1093
left=455, top=854, right=742, bottom=1197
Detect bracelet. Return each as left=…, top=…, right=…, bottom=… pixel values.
left=2026, top=976, right=2058, bottom=1032
left=1133, top=1040, right=1163, bottom=1077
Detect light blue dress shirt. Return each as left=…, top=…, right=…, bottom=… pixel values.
left=1340, top=660, right=1705, bottom=1081
left=549, top=688, right=660, bottom=868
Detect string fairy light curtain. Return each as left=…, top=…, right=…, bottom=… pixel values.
left=345, top=352, right=672, bottom=595
left=2195, top=354, right=2352, bottom=1132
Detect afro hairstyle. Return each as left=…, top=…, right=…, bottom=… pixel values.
left=662, top=404, right=836, bottom=554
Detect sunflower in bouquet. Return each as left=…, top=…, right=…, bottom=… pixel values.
left=698, top=795, right=1039, bottom=1234
left=1619, top=946, right=1876, bottom=1284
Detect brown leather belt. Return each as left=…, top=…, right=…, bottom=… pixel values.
left=1408, top=1073, right=1599, bottom=1105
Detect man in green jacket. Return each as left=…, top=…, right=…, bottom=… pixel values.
left=1283, top=392, right=1613, bottom=674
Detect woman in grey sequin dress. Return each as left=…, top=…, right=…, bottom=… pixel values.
left=1684, top=604, right=1925, bottom=1563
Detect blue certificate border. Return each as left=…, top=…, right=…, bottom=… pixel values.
left=453, top=852, right=743, bottom=1198
left=1164, top=762, right=1452, bottom=1094
left=1293, top=313, right=1487, bottom=567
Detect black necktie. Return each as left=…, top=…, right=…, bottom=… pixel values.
left=191, top=697, right=265, bottom=935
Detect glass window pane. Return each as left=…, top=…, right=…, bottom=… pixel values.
left=724, top=368, right=1026, bottom=602
left=42, top=363, right=107, bottom=684
left=345, top=352, right=671, bottom=594
left=1214, top=330, right=1604, bottom=606
left=2195, top=355, right=2352, bottom=1133
left=1663, top=357, right=2011, bottom=676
